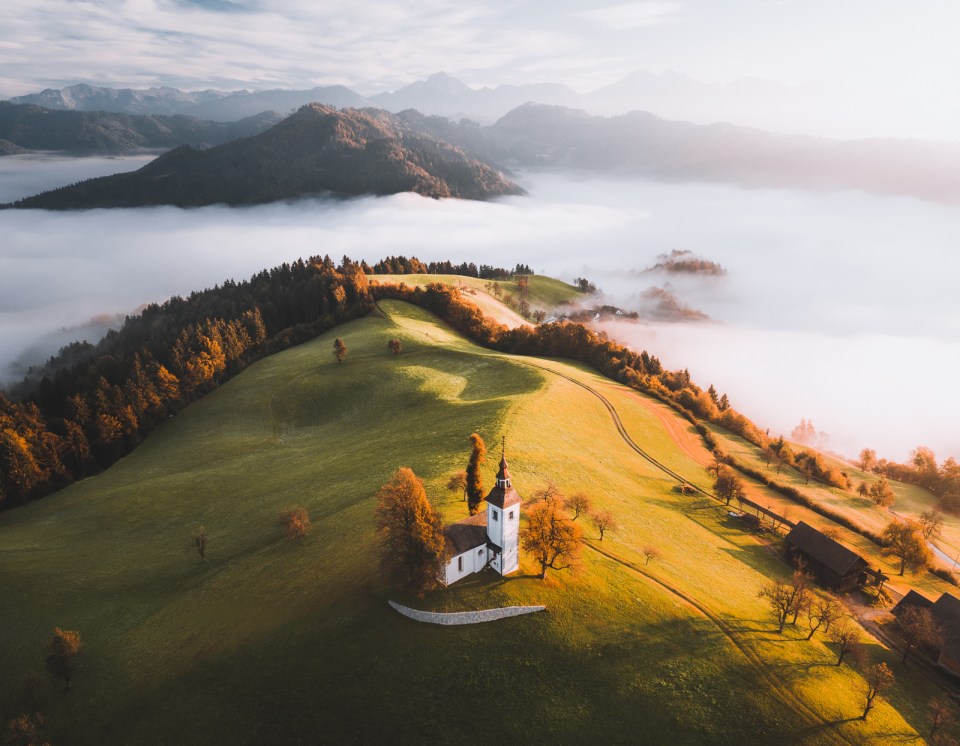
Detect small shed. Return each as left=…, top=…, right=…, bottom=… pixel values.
left=891, top=589, right=934, bottom=618
left=930, top=593, right=960, bottom=677
left=784, top=521, right=869, bottom=592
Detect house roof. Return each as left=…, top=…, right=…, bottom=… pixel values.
left=443, top=512, right=487, bottom=558
left=931, top=593, right=960, bottom=662
left=892, top=589, right=934, bottom=616
left=785, top=521, right=868, bottom=577
left=485, top=455, right=521, bottom=509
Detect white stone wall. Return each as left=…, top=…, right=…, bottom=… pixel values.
left=388, top=600, right=546, bottom=625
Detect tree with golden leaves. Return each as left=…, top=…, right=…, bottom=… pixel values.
left=465, top=433, right=487, bottom=516
left=563, top=492, right=591, bottom=521
left=521, top=492, right=583, bottom=579
left=280, top=507, right=312, bottom=543
left=46, top=628, right=81, bottom=689
left=882, top=519, right=933, bottom=575
left=446, top=470, right=467, bottom=501
left=333, top=338, right=347, bottom=363
left=375, top=467, right=446, bottom=595
left=592, top=510, right=618, bottom=541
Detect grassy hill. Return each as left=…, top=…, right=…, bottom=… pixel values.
left=0, top=300, right=952, bottom=744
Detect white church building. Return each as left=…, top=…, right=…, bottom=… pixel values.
left=442, top=454, right=521, bottom=586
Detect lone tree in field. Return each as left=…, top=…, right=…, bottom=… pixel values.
left=193, top=525, right=208, bottom=561
left=333, top=338, right=347, bottom=363
left=446, top=470, right=467, bottom=501
left=388, top=339, right=402, bottom=357
left=564, top=492, right=591, bottom=520
left=521, top=492, right=583, bottom=579
left=642, top=545, right=662, bottom=566
left=861, top=662, right=895, bottom=720
left=280, top=507, right=312, bottom=543
left=46, top=628, right=81, bottom=690
left=882, top=519, right=933, bottom=575
left=592, top=510, right=618, bottom=541
left=375, top=467, right=446, bottom=595
left=465, top=433, right=487, bottom=516
left=920, top=510, right=945, bottom=542
left=759, top=569, right=810, bottom=634
left=897, top=606, right=942, bottom=664
left=805, top=594, right=843, bottom=640
left=870, top=477, right=895, bottom=507
left=713, top=464, right=745, bottom=505
left=829, top=618, right=864, bottom=667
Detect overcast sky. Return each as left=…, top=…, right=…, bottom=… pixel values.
left=2, top=0, right=959, bottom=98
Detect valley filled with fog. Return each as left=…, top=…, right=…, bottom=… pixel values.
left=1, top=158, right=957, bottom=463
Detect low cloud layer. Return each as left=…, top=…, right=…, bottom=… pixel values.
left=1, top=164, right=957, bottom=462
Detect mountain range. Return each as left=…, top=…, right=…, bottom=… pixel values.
left=8, top=72, right=809, bottom=129
left=10, top=104, right=522, bottom=208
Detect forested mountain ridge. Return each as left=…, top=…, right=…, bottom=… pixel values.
left=0, top=102, right=282, bottom=154
left=10, top=104, right=523, bottom=208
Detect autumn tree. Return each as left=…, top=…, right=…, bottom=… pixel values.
left=861, top=662, right=895, bottom=720
left=713, top=464, right=745, bottom=505
left=521, top=493, right=583, bottom=579
left=446, top=470, right=467, bottom=501
left=806, top=594, right=843, bottom=640
left=642, top=545, right=662, bottom=565
left=859, top=448, right=878, bottom=472
left=333, top=337, right=347, bottom=363
left=374, top=467, right=446, bottom=594
left=920, top=510, right=945, bottom=542
left=882, top=519, right=933, bottom=575
left=857, top=482, right=869, bottom=498
left=829, top=618, right=863, bottom=666
left=869, top=477, right=895, bottom=507
left=897, top=606, right=942, bottom=664
left=465, top=433, right=487, bottom=516
left=46, top=628, right=81, bottom=689
left=564, top=492, right=591, bottom=520
left=388, top=339, right=402, bottom=357
left=592, top=511, right=618, bottom=541
left=280, top=507, right=312, bottom=543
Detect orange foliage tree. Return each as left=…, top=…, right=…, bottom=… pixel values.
left=521, top=491, right=583, bottom=579
left=374, top=468, right=446, bottom=595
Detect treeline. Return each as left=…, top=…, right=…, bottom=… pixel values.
left=0, top=257, right=373, bottom=508
left=862, top=447, right=960, bottom=507
left=364, top=255, right=532, bottom=279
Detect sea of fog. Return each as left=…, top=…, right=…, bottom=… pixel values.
left=0, top=157, right=957, bottom=463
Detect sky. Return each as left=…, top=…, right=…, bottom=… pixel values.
left=2, top=1, right=959, bottom=105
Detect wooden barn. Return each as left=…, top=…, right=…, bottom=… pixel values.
left=891, top=590, right=960, bottom=677
left=891, top=589, right=934, bottom=617
left=784, top=521, right=870, bottom=592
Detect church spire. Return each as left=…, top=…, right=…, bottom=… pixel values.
left=496, top=438, right=511, bottom=488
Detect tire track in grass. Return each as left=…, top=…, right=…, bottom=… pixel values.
left=585, top=539, right=853, bottom=745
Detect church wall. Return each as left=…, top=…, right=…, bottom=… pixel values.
left=443, top=544, right=491, bottom=586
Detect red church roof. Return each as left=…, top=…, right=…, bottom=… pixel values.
left=485, top=455, right=521, bottom=509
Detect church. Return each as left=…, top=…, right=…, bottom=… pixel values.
left=441, top=453, right=521, bottom=586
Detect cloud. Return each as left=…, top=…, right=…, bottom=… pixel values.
left=1, top=164, right=957, bottom=463
left=575, top=2, right=684, bottom=29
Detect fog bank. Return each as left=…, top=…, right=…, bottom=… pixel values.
left=1, top=166, right=956, bottom=462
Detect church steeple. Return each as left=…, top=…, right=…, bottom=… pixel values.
left=496, top=437, right=511, bottom=488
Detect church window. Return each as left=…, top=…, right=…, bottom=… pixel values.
left=458, top=556, right=463, bottom=572
left=508, top=510, right=514, bottom=520
left=492, top=510, right=498, bottom=521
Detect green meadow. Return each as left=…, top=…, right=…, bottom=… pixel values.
left=0, top=300, right=952, bottom=744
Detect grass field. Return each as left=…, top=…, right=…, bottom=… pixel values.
left=0, top=299, right=954, bottom=744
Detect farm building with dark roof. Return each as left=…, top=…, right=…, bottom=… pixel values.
left=784, top=521, right=870, bottom=592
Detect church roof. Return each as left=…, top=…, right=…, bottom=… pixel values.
left=485, top=455, right=521, bottom=509
left=443, top=512, right=487, bottom=558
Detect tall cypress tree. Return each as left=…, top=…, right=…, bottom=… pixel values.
left=466, top=433, right=487, bottom=515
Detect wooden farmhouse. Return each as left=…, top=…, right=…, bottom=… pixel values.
left=441, top=455, right=521, bottom=586
left=784, top=521, right=872, bottom=592
left=892, top=590, right=960, bottom=677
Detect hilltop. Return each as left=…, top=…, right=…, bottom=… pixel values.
left=0, top=283, right=956, bottom=743
left=10, top=104, right=522, bottom=208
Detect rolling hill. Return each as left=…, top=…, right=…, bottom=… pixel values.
left=9, top=104, right=522, bottom=208
left=0, top=296, right=953, bottom=744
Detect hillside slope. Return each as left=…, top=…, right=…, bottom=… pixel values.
left=0, top=301, right=950, bottom=743
left=10, top=104, right=523, bottom=208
